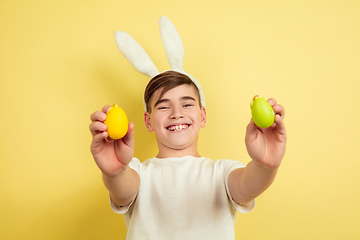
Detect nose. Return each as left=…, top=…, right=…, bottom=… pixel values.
left=170, top=106, right=184, bottom=119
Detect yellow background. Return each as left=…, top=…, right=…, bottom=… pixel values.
left=1, top=0, right=359, bottom=239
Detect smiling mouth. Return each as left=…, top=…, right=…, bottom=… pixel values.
left=166, top=124, right=190, bottom=132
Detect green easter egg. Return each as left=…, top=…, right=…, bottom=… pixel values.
left=251, top=96, right=275, bottom=128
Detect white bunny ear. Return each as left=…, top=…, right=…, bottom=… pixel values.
left=159, top=16, right=184, bottom=71
left=115, top=31, right=159, bottom=78
left=159, top=16, right=206, bottom=108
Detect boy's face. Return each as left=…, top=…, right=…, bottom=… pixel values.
left=144, top=84, right=206, bottom=158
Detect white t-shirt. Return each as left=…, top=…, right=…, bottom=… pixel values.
left=110, top=156, right=255, bottom=240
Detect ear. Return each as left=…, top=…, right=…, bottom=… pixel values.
left=200, top=107, right=207, bottom=128
left=144, top=112, right=154, bottom=132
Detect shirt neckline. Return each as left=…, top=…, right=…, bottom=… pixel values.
left=152, top=155, right=207, bottom=161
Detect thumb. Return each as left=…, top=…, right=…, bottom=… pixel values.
left=122, top=122, right=135, bottom=148
left=245, top=118, right=260, bottom=146
left=114, top=122, right=135, bottom=166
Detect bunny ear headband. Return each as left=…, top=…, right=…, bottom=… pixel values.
left=114, top=16, right=205, bottom=111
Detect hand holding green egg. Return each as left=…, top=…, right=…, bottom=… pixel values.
left=105, top=104, right=128, bottom=139
left=250, top=96, right=275, bottom=128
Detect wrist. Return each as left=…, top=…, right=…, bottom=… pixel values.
left=251, top=159, right=280, bottom=171
left=103, top=164, right=129, bottom=178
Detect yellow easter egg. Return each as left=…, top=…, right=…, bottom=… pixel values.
left=105, top=104, right=128, bottom=139
left=250, top=96, right=275, bottom=128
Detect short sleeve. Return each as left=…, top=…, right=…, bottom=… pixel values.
left=222, top=159, right=255, bottom=213
left=110, top=157, right=141, bottom=214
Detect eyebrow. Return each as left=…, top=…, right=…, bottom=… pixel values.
left=181, top=96, right=196, bottom=101
left=154, top=98, right=170, bottom=108
left=154, top=96, right=196, bottom=108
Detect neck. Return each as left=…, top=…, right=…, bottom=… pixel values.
left=156, top=143, right=201, bottom=159
left=156, top=151, right=201, bottom=159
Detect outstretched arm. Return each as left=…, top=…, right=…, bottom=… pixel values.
left=90, top=105, right=140, bottom=206
left=228, top=98, right=287, bottom=205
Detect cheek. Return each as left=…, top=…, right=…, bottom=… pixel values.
left=189, top=112, right=202, bottom=124
left=151, top=113, right=166, bottom=127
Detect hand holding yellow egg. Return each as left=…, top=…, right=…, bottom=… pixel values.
left=104, top=104, right=128, bottom=139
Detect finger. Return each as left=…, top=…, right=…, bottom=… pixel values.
left=102, top=105, right=112, bottom=114
left=90, top=110, right=107, bottom=123
left=273, top=104, right=285, bottom=119
left=274, top=114, right=286, bottom=135
left=91, top=131, right=108, bottom=149
left=89, top=121, right=107, bottom=136
left=267, top=98, right=277, bottom=107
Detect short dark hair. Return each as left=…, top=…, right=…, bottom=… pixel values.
left=144, top=71, right=201, bottom=113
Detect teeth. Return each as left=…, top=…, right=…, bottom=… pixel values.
left=167, top=124, right=189, bottom=131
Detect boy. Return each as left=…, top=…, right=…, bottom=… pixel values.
left=89, top=70, right=286, bottom=239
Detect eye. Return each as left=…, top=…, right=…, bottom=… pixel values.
left=158, top=106, right=169, bottom=110
left=183, top=104, right=193, bottom=108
